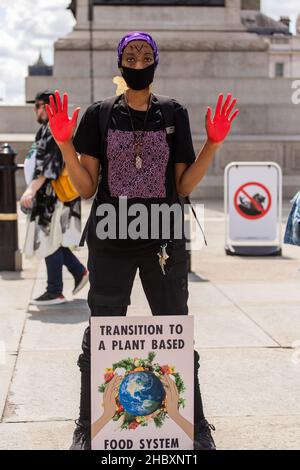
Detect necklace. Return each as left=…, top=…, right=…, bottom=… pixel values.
left=123, top=91, right=152, bottom=169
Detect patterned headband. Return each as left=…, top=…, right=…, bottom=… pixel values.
left=117, top=31, right=159, bottom=68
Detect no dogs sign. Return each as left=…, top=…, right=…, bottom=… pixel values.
left=225, top=162, right=282, bottom=249
left=234, top=181, right=272, bottom=220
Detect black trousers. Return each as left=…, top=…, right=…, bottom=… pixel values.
left=77, top=241, right=205, bottom=426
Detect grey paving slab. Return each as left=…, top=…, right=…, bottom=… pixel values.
left=0, top=421, right=74, bottom=450
left=0, top=354, right=17, bottom=420
left=242, top=305, right=300, bottom=348
left=212, top=416, right=300, bottom=450
left=0, top=279, right=34, bottom=311
left=0, top=309, right=26, bottom=352
left=192, top=307, right=277, bottom=348
left=214, top=280, right=300, bottom=306
left=3, top=350, right=80, bottom=423
left=20, top=303, right=89, bottom=351
left=188, top=282, right=234, bottom=308
left=192, top=256, right=300, bottom=282
left=198, top=348, right=300, bottom=418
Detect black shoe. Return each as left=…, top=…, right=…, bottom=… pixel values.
left=194, top=418, right=216, bottom=450
left=72, top=268, right=89, bottom=295
left=69, top=420, right=91, bottom=450
left=30, top=292, right=67, bottom=306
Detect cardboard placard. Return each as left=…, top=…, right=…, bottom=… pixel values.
left=91, top=315, right=194, bottom=450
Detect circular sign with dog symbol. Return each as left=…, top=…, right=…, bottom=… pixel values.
left=234, top=181, right=272, bottom=220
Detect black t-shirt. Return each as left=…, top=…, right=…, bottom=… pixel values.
left=73, top=93, right=196, bottom=255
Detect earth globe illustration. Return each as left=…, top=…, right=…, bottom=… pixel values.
left=119, top=371, right=166, bottom=416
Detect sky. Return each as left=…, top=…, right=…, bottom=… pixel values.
left=0, top=0, right=299, bottom=105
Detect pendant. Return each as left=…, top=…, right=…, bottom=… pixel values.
left=134, top=141, right=142, bottom=169
left=135, top=154, right=142, bottom=169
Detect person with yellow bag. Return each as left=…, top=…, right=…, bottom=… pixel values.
left=20, top=90, right=89, bottom=305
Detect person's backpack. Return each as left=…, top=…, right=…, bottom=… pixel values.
left=79, top=93, right=207, bottom=246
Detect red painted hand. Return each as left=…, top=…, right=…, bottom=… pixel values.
left=206, top=93, right=239, bottom=144
left=45, top=90, right=80, bottom=144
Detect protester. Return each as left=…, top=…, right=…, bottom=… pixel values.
left=45, top=31, right=239, bottom=449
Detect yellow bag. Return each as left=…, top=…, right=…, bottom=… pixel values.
left=51, top=166, right=79, bottom=203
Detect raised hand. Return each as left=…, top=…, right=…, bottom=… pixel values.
left=206, top=93, right=239, bottom=144
left=45, top=90, right=80, bottom=145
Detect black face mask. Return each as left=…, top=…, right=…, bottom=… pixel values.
left=120, top=63, right=156, bottom=90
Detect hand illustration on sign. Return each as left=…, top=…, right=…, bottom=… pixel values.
left=161, top=374, right=194, bottom=441
left=91, top=374, right=123, bottom=439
